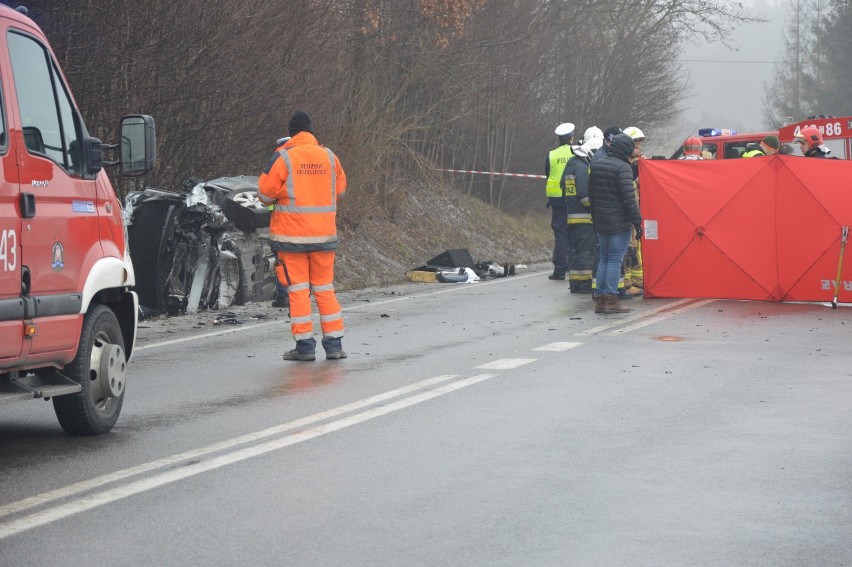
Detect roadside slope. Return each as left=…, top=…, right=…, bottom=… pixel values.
left=335, top=185, right=551, bottom=290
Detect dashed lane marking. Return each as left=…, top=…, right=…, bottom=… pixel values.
left=475, top=358, right=536, bottom=370
left=533, top=341, right=583, bottom=352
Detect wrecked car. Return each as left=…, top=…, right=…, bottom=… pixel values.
left=125, top=176, right=278, bottom=317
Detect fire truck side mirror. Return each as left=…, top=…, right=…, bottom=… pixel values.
left=119, top=114, right=157, bottom=177
left=83, top=136, right=103, bottom=175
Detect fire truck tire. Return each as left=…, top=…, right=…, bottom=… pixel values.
left=222, top=189, right=271, bottom=232
left=53, top=304, right=126, bottom=435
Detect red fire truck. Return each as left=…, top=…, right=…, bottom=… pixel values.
left=670, top=128, right=778, bottom=160
left=778, top=116, right=852, bottom=159
left=0, top=6, right=155, bottom=433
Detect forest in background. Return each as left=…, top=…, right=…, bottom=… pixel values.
left=19, top=0, right=761, bottom=225
left=763, top=0, right=852, bottom=128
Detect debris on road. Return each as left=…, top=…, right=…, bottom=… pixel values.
left=405, top=247, right=518, bottom=283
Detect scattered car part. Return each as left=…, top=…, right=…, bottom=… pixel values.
left=437, top=267, right=479, bottom=283
left=405, top=270, right=437, bottom=283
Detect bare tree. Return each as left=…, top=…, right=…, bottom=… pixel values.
left=762, top=0, right=822, bottom=127
left=23, top=0, right=759, bottom=216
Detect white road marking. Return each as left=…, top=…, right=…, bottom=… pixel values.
left=0, top=374, right=460, bottom=519
left=606, top=299, right=717, bottom=335
left=0, top=373, right=497, bottom=540
left=135, top=321, right=282, bottom=350
left=574, top=298, right=704, bottom=336
left=475, top=358, right=536, bottom=370
left=533, top=341, right=583, bottom=352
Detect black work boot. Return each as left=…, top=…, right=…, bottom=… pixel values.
left=322, top=336, right=347, bottom=360
left=548, top=272, right=566, bottom=281
left=283, top=338, right=316, bottom=361
left=617, top=287, right=634, bottom=300
left=576, top=281, right=593, bottom=295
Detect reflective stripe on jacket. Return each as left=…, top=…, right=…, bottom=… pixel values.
left=742, top=149, right=764, bottom=158
left=562, top=153, right=593, bottom=223
left=545, top=144, right=574, bottom=198
left=258, top=131, right=347, bottom=252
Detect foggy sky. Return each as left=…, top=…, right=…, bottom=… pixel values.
left=679, top=0, right=784, bottom=136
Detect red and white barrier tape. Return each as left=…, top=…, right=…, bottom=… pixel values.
left=437, top=168, right=546, bottom=179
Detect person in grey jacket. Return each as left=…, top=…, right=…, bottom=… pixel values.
left=588, top=133, right=643, bottom=314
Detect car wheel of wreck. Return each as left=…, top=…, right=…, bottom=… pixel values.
left=222, top=189, right=272, bottom=231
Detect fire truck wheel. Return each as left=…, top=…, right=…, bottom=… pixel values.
left=53, top=304, right=126, bottom=435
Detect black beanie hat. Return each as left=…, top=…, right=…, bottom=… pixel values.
left=288, top=110, right=313, bottom=135
left=603, top=126, right=622, bottom=142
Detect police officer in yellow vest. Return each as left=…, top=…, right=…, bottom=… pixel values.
left=743, top=134, right=780, bottom=157
left=545, top=122, right=575, bottom=280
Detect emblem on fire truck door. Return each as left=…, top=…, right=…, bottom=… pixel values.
left=51, top=241, right=65, bottom=271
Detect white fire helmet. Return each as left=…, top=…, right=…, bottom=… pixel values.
left=623, top=126, right=646, bottom=141
left=581, top=126, right=604, bottom=151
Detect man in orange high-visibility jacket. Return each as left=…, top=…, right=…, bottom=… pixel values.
left=258, top=110, right=348, bottom=361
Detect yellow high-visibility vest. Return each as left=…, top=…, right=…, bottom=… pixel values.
left=545, top=145, right=574, bottom=197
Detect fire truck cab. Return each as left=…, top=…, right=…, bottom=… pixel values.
left=0, top=6, right=155, bottom=434
left=670, top=128, right=778, bottom=160
left=779, top=116, right=852, bottom=159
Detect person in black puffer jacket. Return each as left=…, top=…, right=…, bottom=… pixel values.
left=588, top=133, right=643, bottom=314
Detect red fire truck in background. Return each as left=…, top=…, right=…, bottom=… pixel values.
left=779, top=116, right=852, bottom=159
left=669, top=128, right=777, bottom=160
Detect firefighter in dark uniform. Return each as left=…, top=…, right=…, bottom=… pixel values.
left=561, top=126, right=603, bottom=294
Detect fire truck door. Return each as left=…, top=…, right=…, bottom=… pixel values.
left=0, top=66, right=23, bottom=362
left=8, top=31, right=95, bottom=356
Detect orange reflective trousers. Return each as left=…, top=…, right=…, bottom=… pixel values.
left=277, top=250, right=343, bottom=341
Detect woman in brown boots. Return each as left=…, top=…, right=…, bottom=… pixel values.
left=588, top=133, right=643, bottom=314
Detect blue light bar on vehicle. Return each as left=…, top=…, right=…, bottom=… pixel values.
left=698, top=128, right=737, bottom=137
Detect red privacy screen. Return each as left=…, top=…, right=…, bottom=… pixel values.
left=639, top=155, right=852, bottom=303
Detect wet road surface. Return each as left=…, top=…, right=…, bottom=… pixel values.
left=2, top=270, right=851, bottom=565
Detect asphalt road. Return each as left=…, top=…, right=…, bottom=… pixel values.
left=1, top=269, right=851, bottom=566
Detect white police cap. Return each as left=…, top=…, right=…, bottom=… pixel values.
left=555, top=122, right=575, bottom=137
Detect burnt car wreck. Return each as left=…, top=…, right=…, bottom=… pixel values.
left=125, top=176, right=279, bottom=317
